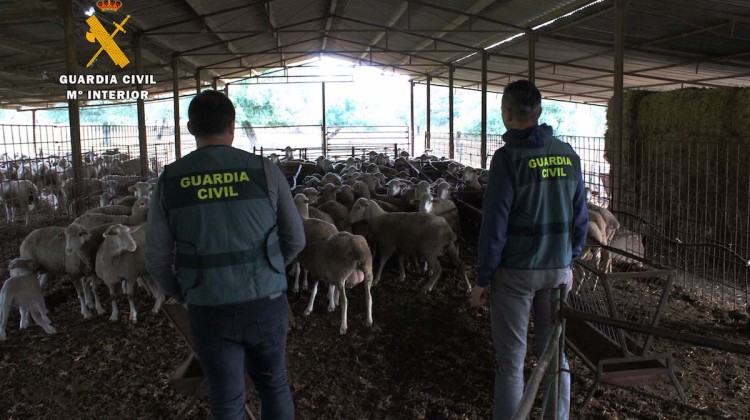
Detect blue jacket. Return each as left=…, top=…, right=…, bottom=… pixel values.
left=476, top=124, right=588, bottom=287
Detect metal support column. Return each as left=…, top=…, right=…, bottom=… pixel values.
left=613, top=0, right=625, bottom=211
left=224, top=83, right=229, bottom=96
left=62, top=0, right=82, bottom=211
left=172, top=55, right=181, bottom=159
left=134, top=32, right=149, bottom=178
left=528, top=31, right=536, bottom=83
left=212, top=77, right=218, bottom=90
left=31, top=110, right=37, bottom=157
left=426, top=75, right=431, bottom=151
left=321, top=82, right=327, bottom=155
left=410, top=80, right=415, bottom=156
left=481, top=52, right=488, bottom=169
left=448, top=64, right=454, bottom=160
left=195, top=69, right=202, bottom=94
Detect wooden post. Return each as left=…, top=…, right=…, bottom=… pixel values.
left=172, top=55, right=181, bottom=159
left=61, top=0, right=82, bottom=211
left=448, top=64, right=454, bottom=160
left=426, top=75, right=431, bottom=151
left=613, top=0, right=625, bottom=211
left=134, top=32, right=149, bottom=178
left=321, top=82, right=327, bottom=155
left=481, top=52, right=488, bottom=169
left=410, top=80, right=415, bottom=156
left=528, top=31, right=536, bottom=83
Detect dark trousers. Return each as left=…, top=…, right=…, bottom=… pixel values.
left=188, top=293, right=294, bottom=420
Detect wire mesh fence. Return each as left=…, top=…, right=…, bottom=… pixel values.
left=0, top=123, right=177, bottom=279
left=426, top=131, right=748, bottom=308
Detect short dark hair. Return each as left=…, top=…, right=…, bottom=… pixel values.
left=187, top=90, right=235, bottom=136
left=502, top=80, right=542, bottom=121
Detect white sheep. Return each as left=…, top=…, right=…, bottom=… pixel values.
left=417, top=192, right=461, bottom=235
left=293, top=193, right=335, bottom=225
left=348, top=198, right=470, bottom=292
left=292, top=217, right=338, bottom=293
left=20, top=226, right=94, bottom=318
left=128, top=181, right=153, bottom=199
left=0, top=258, right=56, bottom=341
left=302, top=232, right=374, bottom=335
left=0, top=180, right=38, bottom=225
left=94, top=224, right=147, bottom=323
left=460, top=167, right=482, bottom=190
left=72, top=196, right=149, bottom=228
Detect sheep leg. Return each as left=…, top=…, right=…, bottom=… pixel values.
left=302, top=269, right=309, bottom=291
left=125, top=280, right=137, bottom=323
left=19, top=307, right=30, bottom=329
left=30, top=304, right=56, bottom=335
left=0, top=291, right=12, bottom=340
left=105, top=282, right=119, bottom=321
left=373, top=246, right=395, bottom=286
left=88, top=277, right=105, bottom=315
left=447, top=242, right=472, bottom=292
left=146, top=276, right=164, bottom=314
left=422, top=255, right=443, bottom=293
left=327, top=284, right=336, bottom=312
left=292, top=262, right=301, bottom=293
left=38, top=273, right=49, bottom=289
left=338, top=284, right=348, bottom=335
left=70, top=276, right=92, bottom=319
left=303, top=281, right=319, bottom=316
left=365, top=278, right=373, bottom=327
left=81, top=276, right=95, bottom=309
left=398, top=254, right=406, bottom=281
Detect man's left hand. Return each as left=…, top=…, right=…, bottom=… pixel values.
left=470, top=285, right=489, bottom=307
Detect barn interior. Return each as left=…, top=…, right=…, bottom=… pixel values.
left=1, top=0, right=749, bottom=418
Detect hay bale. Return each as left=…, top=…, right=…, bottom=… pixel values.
left=637, top=88, right=736, bottom=140
left=605, top=90, right=653, bottom=164
left=731, top=89, right=750, bottom=141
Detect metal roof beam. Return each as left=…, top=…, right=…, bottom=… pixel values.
left=263, top=1, right=285, bottom=65
left=142, top=1, right=270, bottom=34
left=201, top=36, right=323, bottom=70
left=397, top=0, right=498, bottom=64
left=357, top=1, right=408, bottom=60
left=219, top=53, right=313, bottom=79
left=181, top=0, right=253, bottom=69
left=321, top=0, right=339, bottom=51
left=0, top=35, right=60, bottom=58
left=332, top=15, right=482, bottom=53
left=178, top=15, right=326, bottom=55
left=630, top=0, right=750, bottom=25
left=405, top=0, right=524, bottom=31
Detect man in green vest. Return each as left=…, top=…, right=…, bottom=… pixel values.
left=471, top=80, right=589, bottom=420
left=147, top=90, right=305, bottom=419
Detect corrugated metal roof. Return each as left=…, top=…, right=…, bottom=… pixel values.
left=2, top=0, right=750, bottom=107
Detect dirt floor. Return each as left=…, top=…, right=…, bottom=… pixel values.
left=0, top=238, right=748, bottom=420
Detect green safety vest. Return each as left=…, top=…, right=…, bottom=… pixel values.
left=161, top=146, right=286, bottom=306
left=501, top=136, right=581, bottom=269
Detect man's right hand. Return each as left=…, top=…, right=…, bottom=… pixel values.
left=470, top=285, right=490, bottom=307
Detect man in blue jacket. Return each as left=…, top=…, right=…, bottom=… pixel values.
left=147, top=90, right=305, bottom=419
left=471, top=80, right=588, bottom=420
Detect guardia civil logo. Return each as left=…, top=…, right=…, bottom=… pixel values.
left=85, top=0, right=131, bottom=68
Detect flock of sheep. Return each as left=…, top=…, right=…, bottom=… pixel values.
left=0, top=145, right=624, bottom=339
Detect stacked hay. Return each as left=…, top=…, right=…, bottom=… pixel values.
left=606, top=87, right=750, bottom=268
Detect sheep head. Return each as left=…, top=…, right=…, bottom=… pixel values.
left=64, top=223, right=92, bottom=256
left=8, top=258, right=38, bottom=276
left=348, top=198, right=383, bottom=223
left=102, top=224, right=138, bottom=252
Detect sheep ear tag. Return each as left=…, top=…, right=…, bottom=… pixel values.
left=129, top=225, right=141, bottom=233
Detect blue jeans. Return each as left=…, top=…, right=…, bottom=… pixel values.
left=188, top=293, right=294, bottom=420
left=490, top=268, right=571, bottom=420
